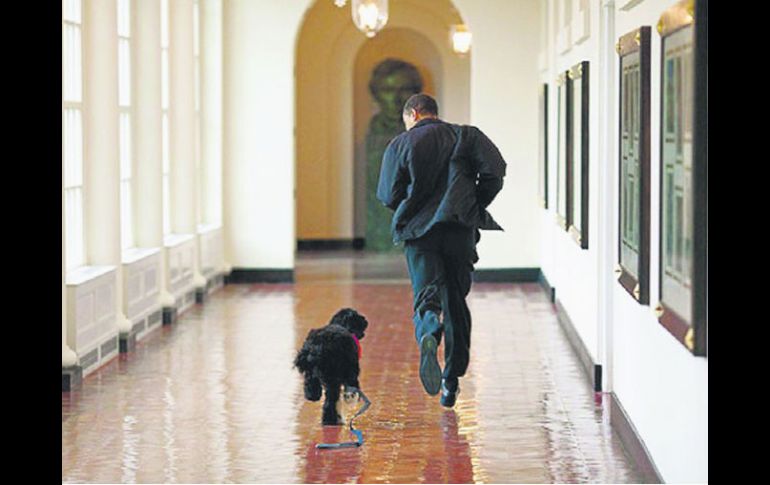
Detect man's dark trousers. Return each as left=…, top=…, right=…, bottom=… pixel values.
left=404, top=222, right=477, bottom=383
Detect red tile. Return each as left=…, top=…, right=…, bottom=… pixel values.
left=62, top=252, right=646, bottom=483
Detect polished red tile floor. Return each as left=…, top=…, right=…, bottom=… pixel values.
left=62, top=251, right=646, bottom=483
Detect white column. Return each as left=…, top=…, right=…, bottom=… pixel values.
left=170, top=0, right=208, bottom=292
left=134, top=0, right=174, bottom=308
left=597, top=0, right=616, bottom=392
left=134, top=0, right=163, bottom=250
left=201, top=0, right=223, bottom=227
left=201, top=0, right=225, bottom=273
left=223, top=0, right=303, bottom=270
left=170, top=0, right=196, bottom=235
left=63, top=125, right=77, bottom=368
left=84, top=0, right=132, bottom=334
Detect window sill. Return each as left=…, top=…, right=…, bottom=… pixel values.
left=66, top=265, right=116, bottom=286
left=197, top=223, right=222, bottom=235
left=163, top=233, right=195, bottom=248
left=121, top=247, right=161, bottom=265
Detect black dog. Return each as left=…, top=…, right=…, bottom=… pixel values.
left=294, top=308, right=368, bottom=425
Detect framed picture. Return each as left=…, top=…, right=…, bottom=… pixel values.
left=539, top=83, right=549, bottom=209
left=617, top=27, right=651, bottom=305
left=556, top=71, right=571, bottom=230
left=569, top=61, right=589, bottom=249
left=656, top=0, right=707, bottom=356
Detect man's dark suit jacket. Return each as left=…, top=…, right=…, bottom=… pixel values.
left=376, top=118, right=507, bottom=244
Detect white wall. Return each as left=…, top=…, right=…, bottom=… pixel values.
left=539, top=0, right=603, bottom=363
left=223, top=0, right=310, bottom=268
left=538, top=0, right=708, bottom=482
left=611, top=2, right=707, bottom=483
left=454, top=0, right=542, bottom=269
left=226, top=0, right=540, bottom=269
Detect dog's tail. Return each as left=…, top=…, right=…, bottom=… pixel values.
left=294, top=342, right=323, bottom=401
left=294, top=345, right=314, bottom=373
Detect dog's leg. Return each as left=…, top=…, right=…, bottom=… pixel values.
left=304, top=371, right=322, bottom=401
left=322, top=381, right=343, bottom=426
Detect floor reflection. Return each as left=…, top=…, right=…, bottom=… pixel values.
left=63, top=251, right=646, bottom=483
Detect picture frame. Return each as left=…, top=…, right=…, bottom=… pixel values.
left=655, top=0, right=707, bottom=356
left=556, top=71, right=571, bottom=230
left=539, top=83, right=549, bottom=209
left=616, top=27, right=651, bottom=305
left=568, top=61, right=589, bottom=249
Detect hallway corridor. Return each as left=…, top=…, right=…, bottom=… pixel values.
left=62, top=252, right=646, bottom=483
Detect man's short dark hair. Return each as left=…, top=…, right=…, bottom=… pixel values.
left=403, top=93, right=439, bottom=116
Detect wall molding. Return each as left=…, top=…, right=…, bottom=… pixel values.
left=540, top=277, right=664, bottom=481
left=538, top=270, right=556, bottom=303
left=609, top=392, right=665, bottom=483
left=119, top=330, right=137, bottom=353
left=472, top=268, right=540, bottom=283
left=62, top=365, right=82, bottom=392
left=554, top=299, right=602, bottom=392
left=226, top=268, right=295, bottom=284
left=297, top=238, right=365, bottom=251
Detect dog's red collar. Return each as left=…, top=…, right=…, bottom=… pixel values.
left=352, top=334, right=362, bottom=360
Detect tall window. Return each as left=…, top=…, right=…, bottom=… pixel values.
left=118, top=0, right=134, bottom=249
left=194, top=0, right=202, bottom=227
left=63, top=0, right=86, bottom=270
left=161, top=0, right=171, bottom=235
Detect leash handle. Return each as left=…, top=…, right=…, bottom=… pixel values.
left=343, top=386, right=371, bottom=420
left=351, top=388, right=371, bottom=420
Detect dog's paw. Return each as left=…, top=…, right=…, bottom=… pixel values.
left=322, top=412, right=344, bottom=426
left=304, top=375, right=323, bottom=401
left=343, top=386, right=362, bottom=402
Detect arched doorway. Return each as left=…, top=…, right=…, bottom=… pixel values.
left=295, top=0, right=470, bottom=249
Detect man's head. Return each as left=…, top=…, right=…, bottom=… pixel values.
left=402, top=93, right=439, bottom=131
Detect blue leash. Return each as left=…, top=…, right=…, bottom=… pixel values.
left=316, top=388, right=370, bottom=450
left=316, top=425, right=364, bottom=449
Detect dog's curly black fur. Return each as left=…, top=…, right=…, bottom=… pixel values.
left=293, top=308, right=368, bottom=425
